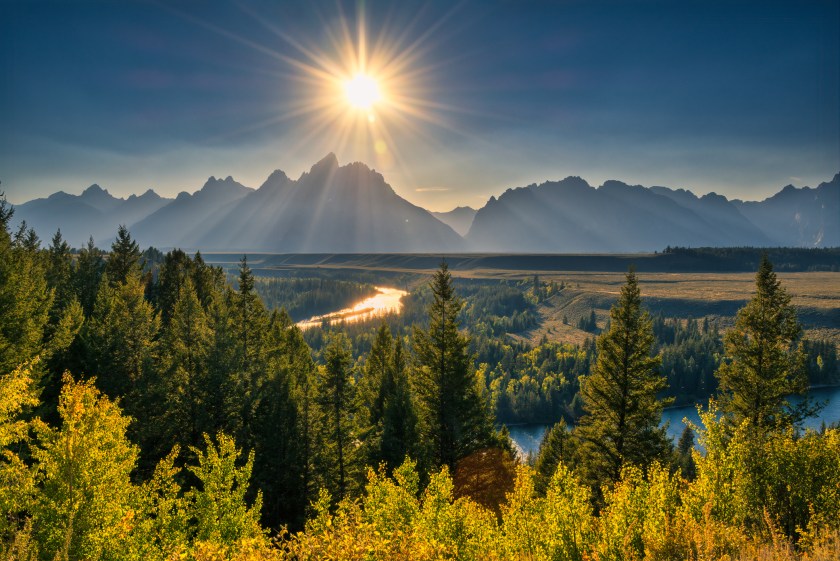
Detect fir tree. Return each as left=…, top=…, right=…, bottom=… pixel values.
left=314, top=332, right=358, bottom=501
left=357, top=325, right=417, bottom=473
left=105, top=225, right=142, bottom=285
left=533, top=419, right=574, bottom=495
left=157, top=278, right=213, bottom=459
left=575, top=268, right=671, bottom=489
left=0, top=195, right=53, bottom=374
left=412, top=261, right=496, bottom=471
left=74, top=237, right=104, bottom=317
left=715, top=255, right=811, bottom=430
left=82, top=274, right=159, bottom=404
left=251, top=310, right=307, bottom=530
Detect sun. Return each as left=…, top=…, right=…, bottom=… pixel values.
left=343, top=73, right=382, bottom=111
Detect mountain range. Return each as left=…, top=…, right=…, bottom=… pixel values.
left=11, top=155, right=839, bottom=252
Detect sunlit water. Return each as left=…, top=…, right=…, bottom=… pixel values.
left=508, top=385, right=840, bottom=457
left=296, top=286, right=408, bottom=330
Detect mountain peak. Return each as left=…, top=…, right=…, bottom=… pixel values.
left=81, top=184, right=109, bottom=196
left=309, top=152, right=339, bottom=173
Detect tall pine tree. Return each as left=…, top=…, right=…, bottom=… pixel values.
left=715, top=255, right=810, bottom=430
left=105, top=225, right=142, bottom=285
left=412, top=261, right=496, bottom=471
left=314, top=332, right=358, bottom=501
left=357, top=325, right=417, bottom=473
left=575, top=268, right=671, bottom=490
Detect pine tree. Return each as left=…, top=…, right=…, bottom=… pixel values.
left=105, top=225, right=142, bottom=285
left=279, top=322, right=319, bottom=523
left=157, top=278, right=212, bottom=458
left=357, top=324, right=392, bottom=465
left=250, top=310, right=307, bottom=530
left=82, top=274, right=159, bottom=403
left=74, top=237, right=105, bottom=317
left=380, top=337, right=418, bottom=471
left=231, top=257, right=268, bottom=442
left=533, top=419, right=574, bottom=495
left=715, top=255, right=810, bottom=430
left=412, top=261, right=496, bottom=471
left=575, top=268, right=671, bottom=489
left=357, top=325, right=417, bottom=473
left=45, top=230, right=74, bottom=319
left=0, top=195, right=53, bottom=374
left=676, top=425, right=696, bottom=480
left=314, top=332, right=358, bottom=501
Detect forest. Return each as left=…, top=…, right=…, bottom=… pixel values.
left=2, top=194, right=839, bottom=560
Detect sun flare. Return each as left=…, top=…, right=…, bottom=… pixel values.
left=343, top=74, right=382, bottom=111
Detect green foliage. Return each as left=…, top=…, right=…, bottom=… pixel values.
left=156, top=277, right=213, bottom=460
left=74, top=237, right=105, bottom=317
left=81, top=274, right=159, bottom=401
left=576, top=268, right=672, bottom=489
left=533, top=419, right=574, bottom=495
left=412, top=262, right=497, bottom=471
left=687, top=404, right=840, bottom=545
left=655, top=315, right=723, bottom=405
left=0, top=215, right=52, bottom=375
left=105, top=225, right=142, bottom=285
left=356, top=325, right=418, bottom=473
left=314, top=332, right=358, bottom=501
left=716, top=255, right=810, bottom=430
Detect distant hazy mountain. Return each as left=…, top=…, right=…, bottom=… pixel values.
left=432, top=207, right=477, bottom=237
left=128, top=154, right=462, bottom=252
left=13, top=185, right=171, bottom=246
left=13, top=162, right=838, bottom=253
left=466, top=175, right=838, bottom=252
left=731, top=174, right=839, bottom=247
left=130, top=175, right=254, bottom=249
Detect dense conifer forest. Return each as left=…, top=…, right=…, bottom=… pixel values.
left=2, top=195, right=839, bottom=560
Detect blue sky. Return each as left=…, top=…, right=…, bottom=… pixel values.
left=1, top=0, right=837, bottom=210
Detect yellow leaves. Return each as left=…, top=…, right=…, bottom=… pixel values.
left=0, top=360, right=40, bottom=449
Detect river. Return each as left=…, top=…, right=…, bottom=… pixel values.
left=296, top=286, right=408, bottom=330
left=508, top=385, right=840, bottom=457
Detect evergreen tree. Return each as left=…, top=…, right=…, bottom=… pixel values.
left=314, top=332, right=358, bottom=501
left=157, top=278, right=212, bottom=459
left=74, top=237, right=104, bottom=317
left=45, top=230, right=74, bottom=319
left=533, top=419, right=574, bottom=495
left=287, top=324, right=319, bottom=517
left=0, top=195, right=53, bottom=374
left=676, top=425, right=696, bottom=480
left=250, top=310, right=307, bottom=530
left=715, top=255, right=810, bottom=430
left=380, top=337, right=418, bottom=471
left=231, top=257, right=269, bottom=442
left=412, top=261, right=496, bottom=471
left=357, top=326, right=417, bottom=473
left=154, top=249, right=193, bottom=325
left=105, top=225, right=141, bottom=285
left=82, top=274, right=159, bottom=405
left=575, top=268, right=671, bottom=489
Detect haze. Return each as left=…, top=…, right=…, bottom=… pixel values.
left=1, top=0, right=838, bottom=211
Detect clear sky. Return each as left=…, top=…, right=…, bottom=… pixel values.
left=1, top=0, right=838, bottom=211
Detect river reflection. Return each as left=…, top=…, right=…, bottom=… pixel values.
left=297, top=287, right=408, bottom=330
